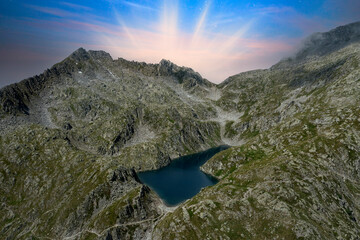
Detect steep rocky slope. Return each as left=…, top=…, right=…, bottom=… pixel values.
left=0, top=48, right=222, bottom=239
left=154, top=22, right=360, bottom=239
left=1, top=21, right=360, bottom=239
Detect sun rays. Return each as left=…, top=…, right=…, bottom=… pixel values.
left=14, top=1, right=295, bottom=84
left=92, top=0, right=287, bottom=83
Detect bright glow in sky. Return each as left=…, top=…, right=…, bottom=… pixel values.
left=0, top=0, right=359, bottom=87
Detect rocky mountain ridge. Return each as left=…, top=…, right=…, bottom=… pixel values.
left=0, top=47, right=212, bottom=116
left=1, top=21, right=360, bottom=239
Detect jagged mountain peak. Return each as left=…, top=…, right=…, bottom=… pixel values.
left=159, top=58, right=173, bottom=65
left=68, top=47, right=113, bottom=62
left=158, top=59, right=212, bottom=88
left=158, top=58, right=195, bottom=74
left=69, top=47, right=90, bottom=61
left=88, top=50, right=113, bottom=61
left=0, top=48, right=213, bottom=116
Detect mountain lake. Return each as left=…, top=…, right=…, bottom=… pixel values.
left=138, top=145, right=230, bottom=206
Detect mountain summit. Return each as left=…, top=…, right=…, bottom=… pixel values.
left=1, top=21, right=360, bottom=239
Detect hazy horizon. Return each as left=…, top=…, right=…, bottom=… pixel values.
left=0, top=0, right=359, bottom=88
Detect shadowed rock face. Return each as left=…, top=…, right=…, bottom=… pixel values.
left=1, top=21, right=360, bottom=239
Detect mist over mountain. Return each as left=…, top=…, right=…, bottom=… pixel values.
left=1, top=21, right=360, bottom=239
left=296, top=21, right=360, bottom=59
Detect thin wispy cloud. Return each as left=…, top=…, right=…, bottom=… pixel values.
left=253, top=6, right=293, bottom=15
left=211, top=16, right=241, bottom=27
left=26, top=5, right=77, bottom=18
left=60, top=2, right=93, bottom=11
left=25, top=4, right=108, bottom=25
left=121, top=1, right=156, bottom=11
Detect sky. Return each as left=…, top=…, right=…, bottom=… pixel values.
left=0, top=0, right=359, bottom=87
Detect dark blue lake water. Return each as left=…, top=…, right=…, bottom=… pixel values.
left=138, top=145, right=230, bottom=206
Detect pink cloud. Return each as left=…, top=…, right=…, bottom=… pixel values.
left=25, top=4, right=106, bottom=23
left=26, top=5, right=77, bottom=18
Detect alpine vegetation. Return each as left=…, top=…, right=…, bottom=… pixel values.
left=1, top=21, right=360, bottom=240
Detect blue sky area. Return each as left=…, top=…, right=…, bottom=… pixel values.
left=0, top=0, right=359, bottom=86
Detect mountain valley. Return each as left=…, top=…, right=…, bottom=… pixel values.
left=1, top=21, right=360, bottom=239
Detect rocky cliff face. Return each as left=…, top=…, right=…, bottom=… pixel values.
left=1, top=21, right=360, bottom=239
